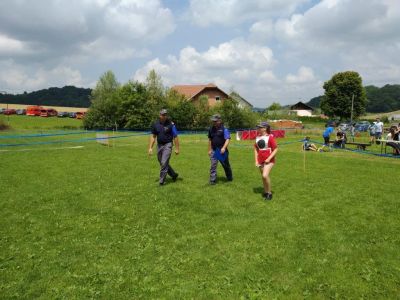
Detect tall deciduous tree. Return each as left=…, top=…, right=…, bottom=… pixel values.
left=84, top=70, right=121, bottom=129
left=321, top=71, right=366, bottom=120
left=146, top=69, right=165, bottom=116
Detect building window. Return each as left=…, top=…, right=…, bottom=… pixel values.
left=216, top=96, right=220, bottom=101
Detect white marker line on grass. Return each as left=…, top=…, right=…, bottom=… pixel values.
left=0, top=146, right=85, bottom=153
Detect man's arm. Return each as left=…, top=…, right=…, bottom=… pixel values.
left=221, top=138, right=230, bottom=154
left=220, top=128, right=231, bottom=154
left=148, top=134, right=156, bottom=155
left=174, top=136, right=180, bottom=155
left=208, top=139, right=212, bottom=156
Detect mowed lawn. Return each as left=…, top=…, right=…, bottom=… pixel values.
left=1, top=125, right=400, bottom=298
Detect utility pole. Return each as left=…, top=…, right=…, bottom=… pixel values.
left=350, top=94, right=354, bottom=124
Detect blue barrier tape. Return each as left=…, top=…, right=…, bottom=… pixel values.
left=0, top=129, right=206, bottom=139
left=0, top=132, right=150, bottom=147
left=0, top=131, right=90, bottom=139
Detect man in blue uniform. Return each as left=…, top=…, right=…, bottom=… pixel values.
left=208, top=114, right=233, bottom=185
left=148, top=109, right=179, bottom=185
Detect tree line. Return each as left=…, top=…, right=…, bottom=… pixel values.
left=83, top=70, right=259, bottom=130
left=0, top=86, right=91, bottom=108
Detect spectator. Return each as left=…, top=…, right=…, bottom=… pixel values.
left=318, top=122, right=335, bottom=151
left=374, top=117, right=384, bottom=144
left=387, top=126, right=400, bottom=155
left=302, top=136, right=318, bottom=151
left=333, top=130, right=347, bottom=148
left=369, top=121, right=377, bottom=144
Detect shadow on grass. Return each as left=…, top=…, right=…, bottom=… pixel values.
left=253, top=187, right=264, bottom=194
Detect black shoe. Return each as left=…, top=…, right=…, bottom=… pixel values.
left=172, top=173, right=179, bottom=182
left=263, top=193, right=273, bottom=200
left=159, top=182, right=166, bottom=186
left=209, top=181, right=216, bottom=185
left=227, top=178, right=233, bottom=182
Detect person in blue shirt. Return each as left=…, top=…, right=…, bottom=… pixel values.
left=318, top=122, right=335, bottom=151
left=148, top=109, right=180, bottom=186
left=208, top=114, right=233, bottom=185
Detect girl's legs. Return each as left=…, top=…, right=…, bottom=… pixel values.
left=259, top=163, right=274, bottom=193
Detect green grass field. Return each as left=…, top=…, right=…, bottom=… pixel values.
left=1, top=116, right=399, bottom=299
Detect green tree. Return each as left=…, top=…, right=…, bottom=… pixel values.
left=84, top=71, right=121, bottom=129
left=321, top=71, right=366, bottom=120
left=165, top=88, right=186, bottom=107
left=168, top=100, right=197, bottom=130
left=119, top=81, right=152, bottom=129
left=146, top=69, right=166, bottom=116
left=219, top=98, right=249, bottom=129
left=268, top=102, right=281, bottom=111
left=195, top=95, right=212, bottom=129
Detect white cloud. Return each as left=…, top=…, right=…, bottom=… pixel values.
left=134, top=39, right=324, bottom=106
left=0, top=0, right=175, bottom=62
left=286, top=66, right=315, bottom=84
left=188, top=0, right=309, bottom=27
left=250, top=0, right=400, bottom=95
left=0, top=60, right=86, bottom=92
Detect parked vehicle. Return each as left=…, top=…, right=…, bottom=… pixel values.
left=0, top=108, right=5, bottom=114
left=40, top=109, right=50, bottom=117
left=69, top=112, right=76, bottom=118
left=326, top=120, right=339, bottom=127
left=75, top=112, right=86, bottom=119
left=3, top=109, right=16, bottom=115
left=339, top=122, right=352, bottom=131
left=47, top=108, right=58, bottom=116
left=57, top=112, right=69, bottom=118
left=26, top=106, right=43, bottom=116
left=354, top=121, right=371, bottom=132
left=16, top=109, right=26, bottom=115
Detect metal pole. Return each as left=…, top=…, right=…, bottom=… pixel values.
left=350, top=94, right=354, bottom=124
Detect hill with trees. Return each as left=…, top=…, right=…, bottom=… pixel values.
left=306, top=84, right=400, bottom=113
left=0, top=86, right=92, bottom=108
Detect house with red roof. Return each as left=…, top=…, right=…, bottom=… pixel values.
left=171, top=83, right=229, bottom=107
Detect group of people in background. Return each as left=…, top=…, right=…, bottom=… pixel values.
left=302, top=118, right=400, bottom=155
left=148, top=109, right=278, bottom=201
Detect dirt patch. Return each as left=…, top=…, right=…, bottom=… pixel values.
left=0, top=120, right=10, bottom=130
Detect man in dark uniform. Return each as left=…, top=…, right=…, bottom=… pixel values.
left=148, top=109, right=179, bottom=185
left=208, top=114, right=233, bottom=185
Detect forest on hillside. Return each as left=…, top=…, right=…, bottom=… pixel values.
left=306, top=84, right=400, bottom=113
left=0, top=86, right=91, bottom=108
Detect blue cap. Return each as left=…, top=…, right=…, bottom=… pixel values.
left=256, top=122, right=269, bottom=128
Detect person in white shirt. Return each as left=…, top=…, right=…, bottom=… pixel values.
left=374, top=117, right=384, bottom=143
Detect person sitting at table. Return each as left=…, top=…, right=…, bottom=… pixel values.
left=387, top=126, right=400, bottom=155
left=333, top=130, right=347, bottom=148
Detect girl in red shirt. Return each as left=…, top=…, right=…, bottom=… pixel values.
left=254, top=122, right=278, bottom=200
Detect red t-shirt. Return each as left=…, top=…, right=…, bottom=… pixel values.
left=254, top=134, right=277, bottom=164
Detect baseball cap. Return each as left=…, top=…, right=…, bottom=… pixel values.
left=210, top=114, right=221, bottom=121
left=256, top=122, right=269, bottom=128
left=159, top=109, right=168, bottom=115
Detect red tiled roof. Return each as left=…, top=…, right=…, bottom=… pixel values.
left=171, top=83, right=220, bottom=99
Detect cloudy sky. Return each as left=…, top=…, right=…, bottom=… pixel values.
left=0, top=0, right=399, bottom=107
